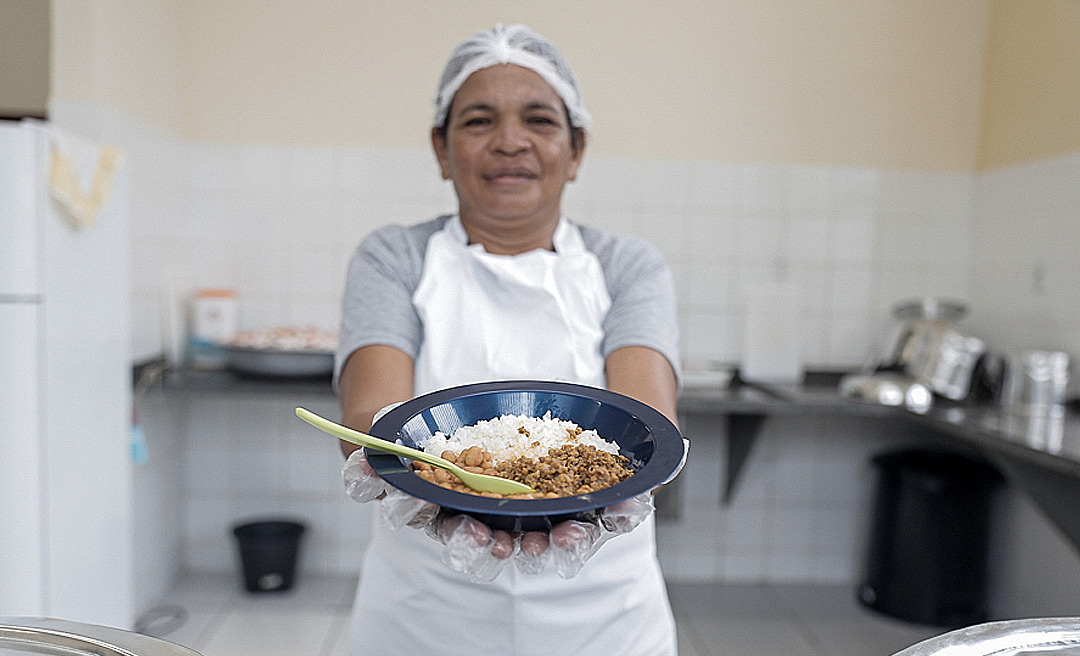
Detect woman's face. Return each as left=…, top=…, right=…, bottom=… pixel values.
left=432, top=64, right=584, bottom=248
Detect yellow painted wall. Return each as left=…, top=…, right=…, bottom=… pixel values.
left=0, top=0, right=50, bottom=117
left=167, top=1, right=989, bottom=171
left=50, top=0, right=185, bottom=134
left=48, top=0, right=992, bottom=171
left=43, top=1, right=1080, bottom=170
left=977, top=0, right=1080, bottom=169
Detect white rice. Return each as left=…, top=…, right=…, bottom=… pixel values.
left=423, top=411, right=619, bottom=464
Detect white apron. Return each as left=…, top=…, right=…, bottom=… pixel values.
left=346, top=217, right=677, bottom=656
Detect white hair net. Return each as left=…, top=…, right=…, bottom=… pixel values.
left=434, top=24, right=592, bottom=132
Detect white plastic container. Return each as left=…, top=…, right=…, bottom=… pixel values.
left=188, top=288, right=237, bottom=369
left=191, top=288, right=237, bottom=342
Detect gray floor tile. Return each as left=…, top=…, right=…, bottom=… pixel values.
left=231, top=574, right=357, bottom=612
left=154, top=572, right=239, bottom=611
left=197, top=607, right=341, bottom=656
left=771, top=583, right=865, bottom=621
left=148, top=610, right=222, bottom=654
left=675, top=619, right=710, bottom=656
left=324, top=614, right=350, bottom=656
left=803, top=619, right=944, bottom=656
left=668, top=582, right=783, bottom=620
left=153, top=575, right=951, bottom=656
left=690, top=618, right=823, bottom=656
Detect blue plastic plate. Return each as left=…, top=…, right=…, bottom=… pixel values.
left=368, top=380, right=684, bottom=531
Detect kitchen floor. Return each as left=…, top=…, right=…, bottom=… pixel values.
left=142, top=573, right=946, bottom=656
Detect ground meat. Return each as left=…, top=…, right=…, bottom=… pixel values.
left=497, top=444, right=634, bottom=497
left=412, top=444, right=634, bottom=500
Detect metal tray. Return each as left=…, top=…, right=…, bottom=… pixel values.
left=223, top=346, right=333, bottom=378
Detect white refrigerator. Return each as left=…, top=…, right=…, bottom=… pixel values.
left=0, top=119, right=134, bottom=627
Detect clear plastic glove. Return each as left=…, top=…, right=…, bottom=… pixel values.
left=342, top=448, right=438, bottom=528
left=342, top=449, right=508, bottom=580
left=425, top=512, right=517, bottom=583
left=342, top=448, right=391, bottom=503
left=427, top=492, right=656, bottom=581
left=342, top=447, right=657, bottom=581
left=342, top=404, right=677, bottom=582
left=548, top=493, right=654, bottom=578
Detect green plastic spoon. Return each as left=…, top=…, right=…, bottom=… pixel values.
left=294, top=407, right=535, bottom=496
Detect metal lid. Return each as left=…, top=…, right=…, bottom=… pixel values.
left=891, top=297, right=968, bottom=322
left=0, top=618, right=202, bottom=656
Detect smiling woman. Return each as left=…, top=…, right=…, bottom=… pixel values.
left=333, top=23, right=681, bottom=656
left=431, top=63, right=585, bottom=255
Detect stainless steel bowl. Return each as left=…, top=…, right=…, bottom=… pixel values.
left=891, top=617, right=1080, bottom=656
left=891, top=297, right=968, bottom=322
left=0, top=617, right=202, bottom=655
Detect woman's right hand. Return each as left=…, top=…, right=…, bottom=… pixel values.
left=343, top=449, right=512, bottom=581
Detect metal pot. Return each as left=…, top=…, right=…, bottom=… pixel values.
left=1001, top=350, right=1070, bottom=409
left=875, top=298, right=969, bottom=370
left=0, top=617, right=202, bottom=655
left=871, top=298, right=985, bottom=401
left=901, top=321, right=986, bottom=401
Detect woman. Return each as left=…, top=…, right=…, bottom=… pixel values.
left=335, top=24, right=681, bottom=656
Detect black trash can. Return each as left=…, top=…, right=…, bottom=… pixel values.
left=232, top=520, right=306, bottom=593
left=858, top=448, right=1002, bottom=627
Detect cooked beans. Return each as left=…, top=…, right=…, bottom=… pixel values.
left=413, top=444, right=633, bottom=499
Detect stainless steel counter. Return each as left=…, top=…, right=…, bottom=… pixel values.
left=155, top=367, right=334, bottom=396
left=731, top=380, right=1080, bottom=474
left=158, top=367, right=1080, bottom=473
left=157, top=367, right=1080, bottom=552
left=680, top=376, right=1080, bottom=553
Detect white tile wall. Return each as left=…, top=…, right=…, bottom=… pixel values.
left=164, top=391, right=378, bottom=577
left=53, top=102, right=1080, bottom=607
left=971, top=152, right=1080, bottom=360
left=62, top=99, right=1077, bottom=374
left=152, top=392, right=929, bottom=585
left=111, top=127, right=984, bottom=372
left=655, top=412, right=917, bottom=585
